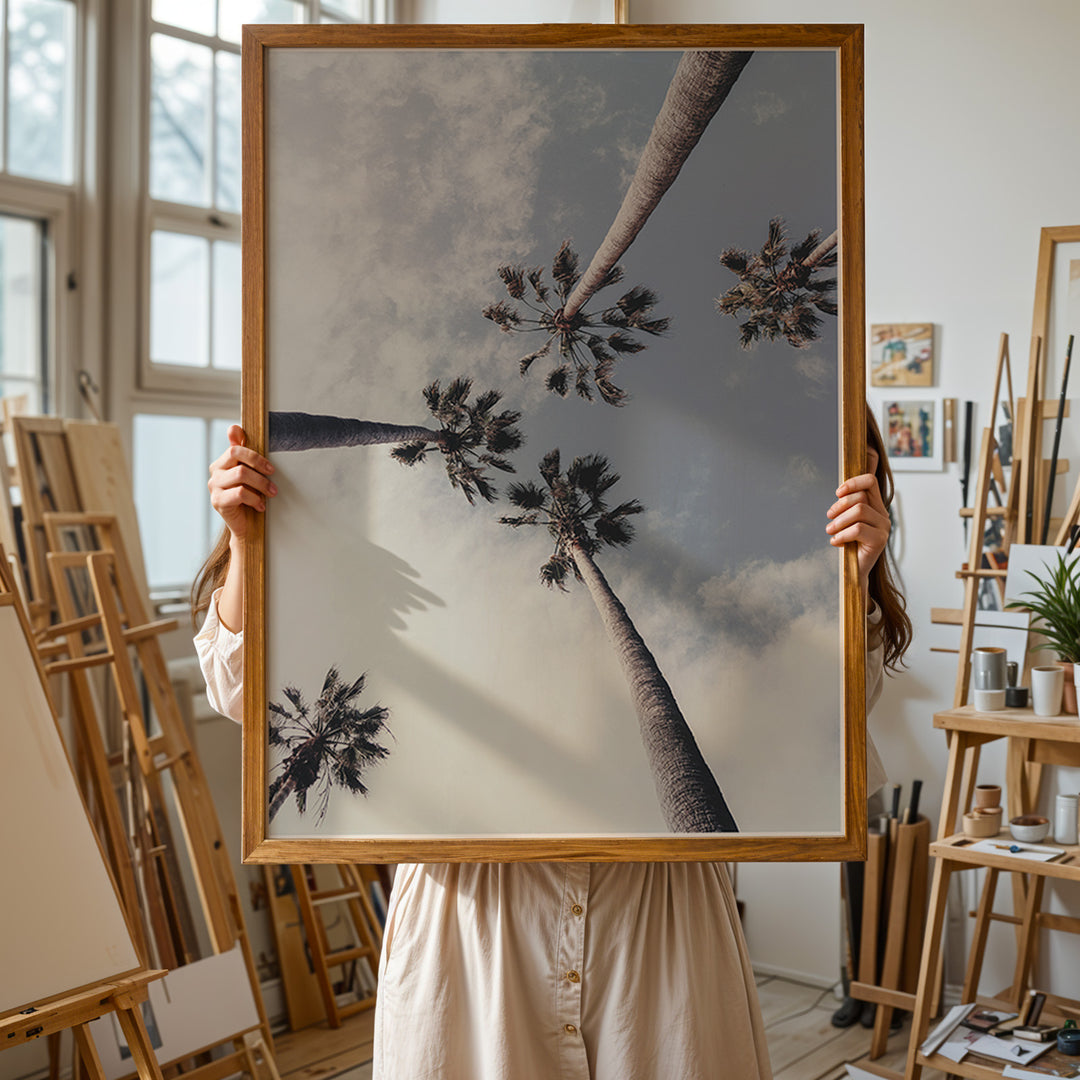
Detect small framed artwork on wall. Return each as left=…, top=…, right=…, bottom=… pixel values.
left=869, top=323, right=934, bottom=387
left=881, top=396, right=942, bottom=471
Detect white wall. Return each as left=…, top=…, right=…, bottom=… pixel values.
left=406, top=0, right=1080, bottom=990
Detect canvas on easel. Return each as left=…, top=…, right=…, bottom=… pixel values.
left=0, top=550, right=164, bottom=1080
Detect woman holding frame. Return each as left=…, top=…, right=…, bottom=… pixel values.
left=194, top=413, right=908, bottom=1079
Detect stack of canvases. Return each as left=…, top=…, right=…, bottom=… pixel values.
left=0, top=406, right=279, bottom=1080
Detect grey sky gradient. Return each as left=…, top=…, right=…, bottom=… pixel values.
left=265, top=47, right=843, bottom=837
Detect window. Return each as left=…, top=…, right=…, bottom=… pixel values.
left=0, top=213, right=46, bottom=411
left=130, top=0, right=391, bottom=589
left=133, top=413, right=233, bottom=589
left=4, top=0, right=77, bottom=185
left=142, top=0, right=389, bottom=392
left=0, top=0, right=79, bottom=417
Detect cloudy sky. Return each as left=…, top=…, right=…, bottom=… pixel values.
left=264, top=45, right=843, bottom=837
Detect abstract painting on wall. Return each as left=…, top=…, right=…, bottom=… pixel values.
left=881, top=397, right=942, bottom=472
left=869, top=323, right=934, bottom=387
left=242, top=24, right=867, bottom=861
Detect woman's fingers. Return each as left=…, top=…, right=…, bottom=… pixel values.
left=209, top=442, right=274, bottom=478
left=208, top=426, right=277, bottom=539
left=211, top=483, right=267, bottom=514
left=826, top=500, right=890, bottom=539
left=223, top=463, right=277, bottom=498
left=833, top=472, right=887, bottom=516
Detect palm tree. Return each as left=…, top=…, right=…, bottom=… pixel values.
left=716, top=218, right=838, bottom=348
left=268, top=667, right=392, bottom=824
left=501, top=449, right=737, bottom=833
left=560, top=49, right=753, bottom=322
left=483, top=242, right=669, bottom=406
left=269, top=377, right=524, bottom=504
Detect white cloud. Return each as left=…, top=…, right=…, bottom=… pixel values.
left=794, top=350, right=832, bottom=397
left=747, top=90, right=789, bottom=125
left=781, top=454, right=823, bottom=497
left=266, top=51, right=558, bottom=415
left=698, top=547, right=837, bottom=649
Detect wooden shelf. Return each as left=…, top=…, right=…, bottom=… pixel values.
left=933, top=831, right=1080, bottom=883
left=914, top=993, right=1080, bottom=1079
left=933, top=706, right=1080, bottom=741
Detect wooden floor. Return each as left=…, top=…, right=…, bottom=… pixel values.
left=273, top=976, right=947, bottom=1080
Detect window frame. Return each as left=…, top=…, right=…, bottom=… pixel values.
left=0, top=0, right=90, bottom=419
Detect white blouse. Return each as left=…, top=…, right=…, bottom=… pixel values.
left=196, top=590, right=887, bottom=1080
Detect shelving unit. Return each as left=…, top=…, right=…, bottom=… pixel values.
left=902, top=705, right=1080, bottom=1080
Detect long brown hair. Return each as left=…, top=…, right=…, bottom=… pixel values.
left=191, top=527, right=232, bottom=628
left=867, top=408, right=912, bottom=671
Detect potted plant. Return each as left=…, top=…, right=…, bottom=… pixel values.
left=1006, top=552, right=1080, bottom=713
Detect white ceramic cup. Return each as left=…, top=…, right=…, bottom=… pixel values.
left=1055, top=793, right=1079, bottom=846
left=1031, top=665, right=1065, bottom=717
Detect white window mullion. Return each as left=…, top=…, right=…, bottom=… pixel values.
left=1, top=0, right=10, bottom=171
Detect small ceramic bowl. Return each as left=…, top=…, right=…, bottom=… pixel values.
left=963, top=811, right=1001, bottom=838
left=974, top=688, right=1006, bottom=711
left=1005, top=686, right=1029, bottom=708
left=974, top=784, right=1002, bottom=809
left=972, top=806, right=1002, bottom=832
left=1009, top=814, right=1050, bottom=842
left=1058, top=1027, right=1080, bottom=1055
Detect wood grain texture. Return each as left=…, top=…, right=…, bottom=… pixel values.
left=63, top=421, right=152, bottom=612
left=244, top=23, right=866, bottom=50
left=242, top=26, right=268, bottom=865
left=242, top=23, right=867, bottom=863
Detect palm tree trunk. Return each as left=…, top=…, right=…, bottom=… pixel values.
left=569, top=543, right=737, bottom=833
left=269, top=412, right=441, bottom=452
left=269, top=774, right=296, bottom=820
left=806, top=230, right=837, bottom=268
left=562, top=50, right=753, bottom=321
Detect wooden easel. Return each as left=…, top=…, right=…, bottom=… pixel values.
left=0, top=552, right=166, bottom=1080
left=913, top=319, right=1080, bottom=1072
left=2, top=975, right=167, bottom=1080
left=36, top=511, right=274, bottom=1052
left=44, top=547, right=193, bottom=970
left=32, top=514, right=274, bottom=1054
left=8, top=415, right=81, bottom=626
left=291, top=864, right=383, bottom=1027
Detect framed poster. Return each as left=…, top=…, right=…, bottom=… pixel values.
left=869, top=323, right=934, bottom=387
left=880, top=396, right=943, bottom=472
left=242, top=24, right=866, bottom=862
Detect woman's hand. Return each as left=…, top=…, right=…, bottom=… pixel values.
left=826, top=448, right=890, bottom=595
left=208, top=425, right=276, bottom=541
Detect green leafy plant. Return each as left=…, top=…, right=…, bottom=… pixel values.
left=1005, top=553, right=1080, bottom=663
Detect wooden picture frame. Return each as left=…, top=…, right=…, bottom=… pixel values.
left=242, top=23, right=867, bottom=863
left=1021, top=225, right=1080, bottom=546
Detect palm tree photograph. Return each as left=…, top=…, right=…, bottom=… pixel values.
left=268, top=668, right=392, bottom=825
left=261, top=41, right=847, bottom=840
left=501, top=449, right=737, bottom=834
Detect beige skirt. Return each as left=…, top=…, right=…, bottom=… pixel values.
left=373, top=861, right=772, bottom=1080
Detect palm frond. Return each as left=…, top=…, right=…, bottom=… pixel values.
left=391, top=441, right=429, bottom=467
left=545, top=365, right=570, bottom=397
left=607, top=331, right=645, bottom=355
left=551, top=240, right=580, bottom=293
left=497, top=264, right=527, bottom=300
left=482, top=300, right=521, bottom=332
